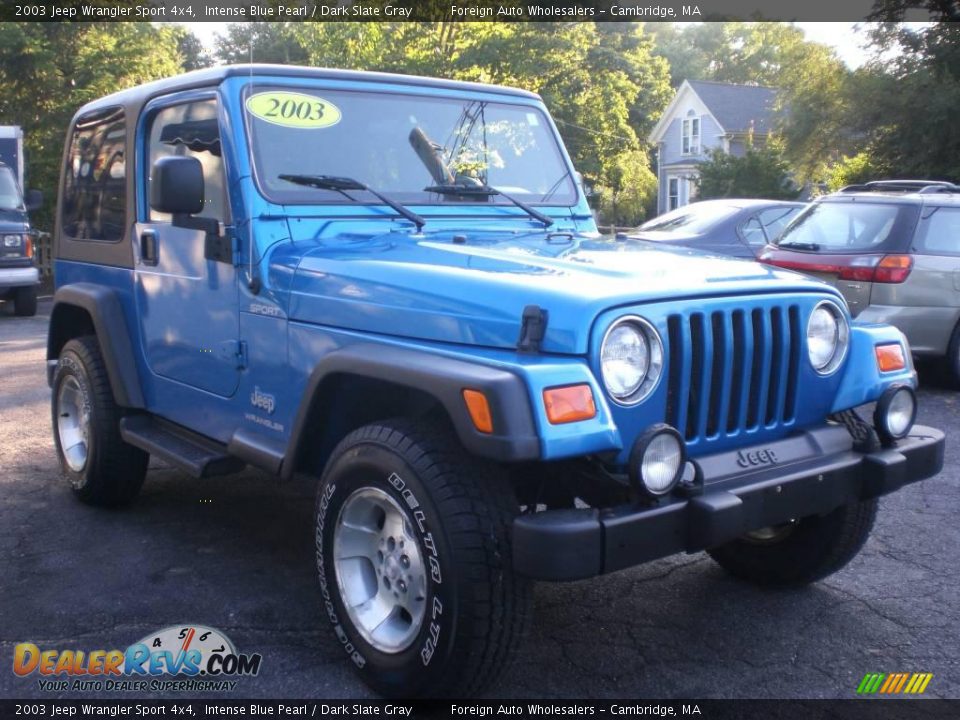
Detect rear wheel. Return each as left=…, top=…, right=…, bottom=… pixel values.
left=13, top=286, right=37, bottom=317
left=52, top=336, right=148, bottom=506
left=314, top=418, right=530, bottom=697
left=707, top=499, right=878, bottom=587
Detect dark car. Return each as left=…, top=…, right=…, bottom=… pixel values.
left=625, top=198, right=805, bottom=259
left=760, top=180, right=960, bottom=382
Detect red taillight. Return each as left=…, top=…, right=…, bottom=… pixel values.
left=761, top=252, right=912, bottom=284
left=873, top=254, right=912, bottom=283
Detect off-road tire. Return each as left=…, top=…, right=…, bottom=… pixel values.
left=707, top=498, right=879, bottom=587
left=314, top=418, right=531, bottom=698
left=13, top=286, right=37, bottom=317
left=52, top=336, right=148, bottom=506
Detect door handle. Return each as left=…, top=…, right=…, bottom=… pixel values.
left=140, top=229, right=159, bottom=266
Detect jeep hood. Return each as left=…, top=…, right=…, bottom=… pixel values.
left=282, top=227, right=834, bottom=355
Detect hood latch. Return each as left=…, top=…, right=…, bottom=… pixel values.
left=517, top=305, right=548, bottom=353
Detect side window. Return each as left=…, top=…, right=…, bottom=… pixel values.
left=740, top=216, right=766, bottom=245
left=758, top=207, right=801, bottom=243
left=61, top=107, right=126, bottom=241
left=147, top=99, right=227, bottom=223
left=915, top=207, right=960, bottom=256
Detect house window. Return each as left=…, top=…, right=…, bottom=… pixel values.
left=681, top=116, right=700, bottom=155
left=668, top=178, right=680, bottom=210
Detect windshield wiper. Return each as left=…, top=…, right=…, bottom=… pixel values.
left=279, top=174, right=425, bottom=232
left=425, top=183, right=554, bottom=228
left=777, top=241, right=821, bottom=251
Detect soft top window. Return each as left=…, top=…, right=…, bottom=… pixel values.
left=61, top=107, right=126, bottom=242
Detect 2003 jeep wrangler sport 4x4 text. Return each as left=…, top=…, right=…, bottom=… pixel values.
left=47, top=66, right=945, bottom=697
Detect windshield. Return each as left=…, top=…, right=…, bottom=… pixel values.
left=776, top=202, right=912, bottom=252
left=0, top=167, right=23, bottom=210
left=245, top=86, right=577, bottom=207
left=636, top=203, right=739, bottom=234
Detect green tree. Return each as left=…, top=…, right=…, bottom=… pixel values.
left=170, top=25, right=213, bottom=72
left=696, top=141, right=801, bottom=200
left=0, top=23, right=185, bottom=230
left=214, top=22, right=307, bottom=65
left=826, top=151, right=885, bottom=191
left=841, top=20, right=960, bottom=181
left=597, top=149, right=658, bottom=227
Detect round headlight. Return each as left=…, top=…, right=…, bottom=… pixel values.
left=807, top=301, right=849, bottom=374
left=874, top=385, right=916, bottom=444
left=629, top=424, right=685, bottom=497
left=600, top=317, right=663, bottom=405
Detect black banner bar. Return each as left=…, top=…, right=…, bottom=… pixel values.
left=0, top=0, right=952, bottom=23
left=2, top=699, right=960, bottom=720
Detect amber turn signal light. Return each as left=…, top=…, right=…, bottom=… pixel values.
left=462, top=389, right=494, bottom=434
left=543, top=384, right=597, bottom=425
left=875, top=343, right=906, bottom=372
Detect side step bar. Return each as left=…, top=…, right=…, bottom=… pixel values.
left=120, top=415, right=245, bottom=478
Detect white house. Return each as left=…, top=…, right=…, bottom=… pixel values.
left=648, top=80, right=780, bottom=215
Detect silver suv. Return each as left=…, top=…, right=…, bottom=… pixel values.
left=760, top=180, right=960, bottom=383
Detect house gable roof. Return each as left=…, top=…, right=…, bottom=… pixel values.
left=648, top=79, right=780, bottom=144
left=687, top=80, right=779, bottom=135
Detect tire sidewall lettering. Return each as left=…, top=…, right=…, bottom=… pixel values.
left=315, top=451, right=451, bottom=684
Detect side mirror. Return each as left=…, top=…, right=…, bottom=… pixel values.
left=25, top=189, right=43, bottom=212
left=150, top=156, right=204, bottom=215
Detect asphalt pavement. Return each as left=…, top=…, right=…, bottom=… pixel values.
left=1, top=298, right=958, bottom=700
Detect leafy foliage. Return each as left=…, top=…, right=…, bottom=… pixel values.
left=696, top=142, right=801, bottom=201
left=0, top=23, right=189, bottom=229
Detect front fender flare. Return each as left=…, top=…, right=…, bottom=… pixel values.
left=281, top=344, right=541, bottom=480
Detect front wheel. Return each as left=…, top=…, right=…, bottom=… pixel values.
left=707, top=499, right=878, bottom=587
left=314, top=419, right=530, bottom=697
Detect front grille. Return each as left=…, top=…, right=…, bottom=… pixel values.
left=665, top=304, right=801, bottom=444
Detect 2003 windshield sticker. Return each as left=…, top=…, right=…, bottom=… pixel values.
left=12, top=625, right=262, bottom=692
left=246, top=91, right=341, bottom=129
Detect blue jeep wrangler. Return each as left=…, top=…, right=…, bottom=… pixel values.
left=47, top=66, right=944, bottom=697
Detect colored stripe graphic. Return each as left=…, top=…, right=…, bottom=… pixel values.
left=857, top=672, right=932, bottom=694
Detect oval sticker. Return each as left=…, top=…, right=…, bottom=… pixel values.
left=245, top=91, right=341, bottom=129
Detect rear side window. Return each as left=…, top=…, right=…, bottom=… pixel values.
left=757, top=206, right=801, bottom=241
left=914, top=207, right=960, bottom=256
left=61, top=107, right=126, bottom=241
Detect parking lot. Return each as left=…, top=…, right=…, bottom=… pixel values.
left=1, top=299, right=958, bottom=700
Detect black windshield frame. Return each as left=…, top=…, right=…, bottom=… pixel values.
left=242, top=84, right=580, bottom=209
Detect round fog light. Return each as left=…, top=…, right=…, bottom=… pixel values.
left=629, top=424, right=685, bottom=498
left=874, top=385, right=916, bottom=445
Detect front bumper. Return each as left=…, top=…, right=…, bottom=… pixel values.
left=513, top=423, right=945, bottom=581
left=0, top=265, right=39, bottom=289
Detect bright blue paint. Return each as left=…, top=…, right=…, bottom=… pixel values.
left=57, top=69, right=920, bottom=473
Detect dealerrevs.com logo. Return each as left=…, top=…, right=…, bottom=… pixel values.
left=13, top=625, right=262, bottom=692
